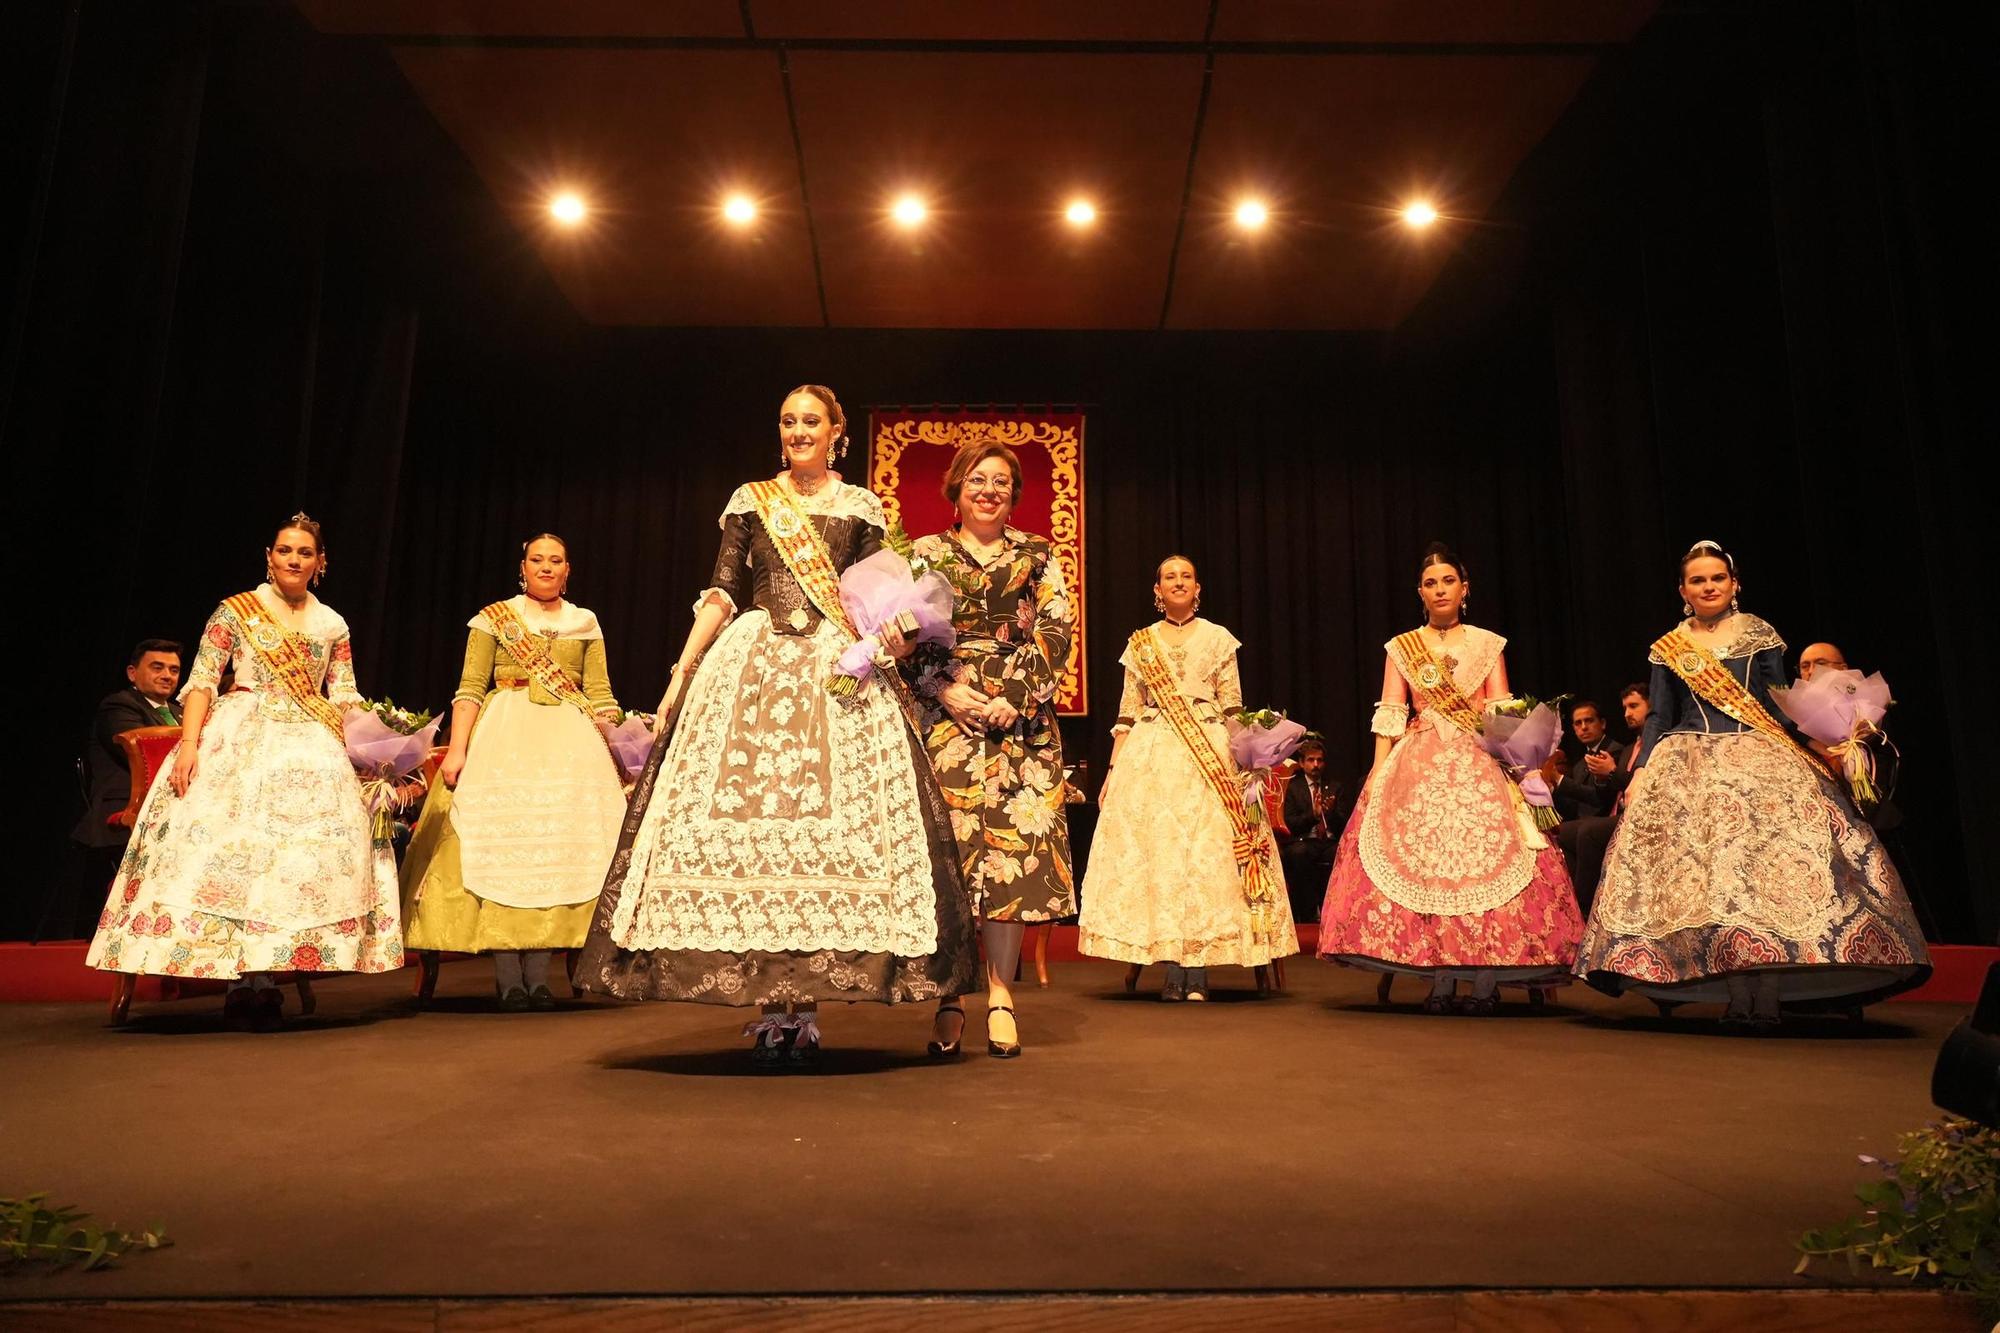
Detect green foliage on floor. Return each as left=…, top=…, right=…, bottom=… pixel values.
left=1798, top=1118, right=2000, bottom=1311
left=0, top=1193, right=170, bottom=1271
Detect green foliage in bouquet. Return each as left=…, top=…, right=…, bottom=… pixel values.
left=361, top=696, right=434, bottom=733
left=1487, top=692, right=1571, bottom=720
left=1227, top=706, right=1291, bottom=730
left=1, top=1194, right=170, bottom=1271
left=1797, top=1118, right=2000, bottom=1312
left=883, top=518, right=937, bottom=579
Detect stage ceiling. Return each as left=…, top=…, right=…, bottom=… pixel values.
left=295, top=1, right=1659, bottom=330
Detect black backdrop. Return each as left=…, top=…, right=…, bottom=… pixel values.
left=9, top=2, right=1991, bottom=940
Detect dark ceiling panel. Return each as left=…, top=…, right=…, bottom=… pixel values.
left=750, top=1, right=1213, bottom=42
left=788, top=51, right=1205, bottom=328
left=1212, top=0, right=1658, bottom=45
left=1168, top=53, right=1597, bottom=328
left=392, top=49, right=822, bottom=325
left=297, top=0, right=746, bottom=37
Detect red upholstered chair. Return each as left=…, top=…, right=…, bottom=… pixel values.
left=107, top=727, right=181, bottom=1024
left=109, top=726, right=182, bottom=830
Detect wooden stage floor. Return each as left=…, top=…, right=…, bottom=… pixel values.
left=0, top=960, right=1980, bottom=1327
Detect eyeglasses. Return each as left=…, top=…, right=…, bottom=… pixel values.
left=962, top=479, right=1012, bottom=496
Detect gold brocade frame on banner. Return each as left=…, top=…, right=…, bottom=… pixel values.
left=867, top=410, right=1087, bottom=716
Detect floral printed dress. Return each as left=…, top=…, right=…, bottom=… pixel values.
left=573, top=479, right=979, bottom=1007
left=88, top=585, right=403, bottom=978
left=1576, top=615, right=1928, bottom=1006
left=1077, top=620, right=1298, bottom=967
left=906, top=526, right=1076, bottom=922
left=1316, top=624, right=1582, bottom=979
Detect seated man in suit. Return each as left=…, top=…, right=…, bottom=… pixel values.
left=1554, top=686, right=1645, bottom=914
left=1277, top=738, right=1349, bottom=924
left=1554, top=698, right=1629, bottom=822
left=53, top=639, right=183, bottom=939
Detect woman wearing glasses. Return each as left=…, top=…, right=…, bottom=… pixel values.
left=905, top=441, right=1077, bottom=1059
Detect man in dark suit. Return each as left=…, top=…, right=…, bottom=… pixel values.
left=1554, top=698, right=1629, bottom=821
left=1277, top=739, right=1350, bottom=924
left=1555, top=686, right=1646, bottom=913
left=51, top=639, right=184, bottom=939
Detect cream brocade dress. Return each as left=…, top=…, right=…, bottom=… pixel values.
left=88, top=586, right=402, bottom=978
left=401, top=598, right=627, bottom=953
left=1077, top=620, right=1298, bottom=968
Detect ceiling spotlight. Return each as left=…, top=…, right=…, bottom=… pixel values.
left=722, top=195, right=757, bottom=225
left=891, top=195, right=927, bottom=228
left=1065, top=200, right=1097, bottom=227
left=1234, top=199, right=1269, bottom=230
left=1402, top=200, right=1439, bottom=229
left=549, top=192, right=587, bottom=226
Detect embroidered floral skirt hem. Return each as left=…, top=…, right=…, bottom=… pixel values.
left=87, top=698, right=402, bottom=979
left=574, top=612, right=980, bottom=1007
left=1077, top=715, right=1297, bottom=967
left=1575, top=731, right=1928, bottom=1006
left=401, top=783, right=596, bottom=952
left=1315, top=780, right=1583, bottom=977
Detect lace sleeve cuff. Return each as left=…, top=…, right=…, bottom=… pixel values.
left=1370, top=701, right=1408, bottom=739
left=693, top=587, right=737, bottom=618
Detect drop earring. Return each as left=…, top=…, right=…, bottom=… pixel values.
left=1153, top=592, right=1166, bottom=613
left=1681, top=600, right=1693, bottom=617
left=519, top=577, right=528, bottom=593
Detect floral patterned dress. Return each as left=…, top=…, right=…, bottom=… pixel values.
left=1576, top=615, right=1928, bottom=1006
left=1077, top=620, right=1298, bottom=967
left=906, top=526, right=1076, bottom=922
left=88, top=585, right=403, bottom=978
left=1316, top=625, right=1582, bottom=979
left=573, top=479, right=979, bottom=1007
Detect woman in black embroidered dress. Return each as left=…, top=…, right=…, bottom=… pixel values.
left=573, top=386, right=978, bottom=1067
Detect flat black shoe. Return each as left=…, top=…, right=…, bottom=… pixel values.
left=928, top=1004, right=966, bottom=1060
left=527, top=985, right=557, bottom=1011
left=497, top=986, right=531, bottom=1013
left=987, top=1003, right=1021, bottom=1059
left=1423, top=993, right=1457, bottom=1015
left=1462, top=994, right=1498, bottom=1017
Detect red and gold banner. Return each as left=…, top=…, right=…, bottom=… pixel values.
left=867, top=410, right=1086, bottom=715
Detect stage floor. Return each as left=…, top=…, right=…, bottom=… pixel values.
left=0, top=961, right=1962, bottom=1303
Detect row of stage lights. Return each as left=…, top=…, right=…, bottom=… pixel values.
left=544, top=191, right=1442, bottom=233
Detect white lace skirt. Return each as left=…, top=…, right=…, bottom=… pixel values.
left=449, top=690, right=626, bottom=909
left=1077, top=712, right=1297, bottom=967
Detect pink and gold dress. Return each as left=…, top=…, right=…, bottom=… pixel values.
left=1316, top=625, right=1582, bottom=981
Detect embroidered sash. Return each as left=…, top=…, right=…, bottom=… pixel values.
left=1128, top=626, right=1279, bottom=930
left=222, top=592, right=344, bottom=739
left=1390, top=631, right=1484, bottom=737
left=1652, top=629, right=1799, bottom=748
left=481, top=601, right=595, bottom=718
left=746, top=480, right=925, bottom=732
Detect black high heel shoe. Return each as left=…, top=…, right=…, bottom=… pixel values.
left=928, top=1003, right=966, bottom=1060
left=987, top=1003, right=1021, bottom=1059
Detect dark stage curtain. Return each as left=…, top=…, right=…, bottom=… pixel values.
left=9, top=2, right=1988, bottom=940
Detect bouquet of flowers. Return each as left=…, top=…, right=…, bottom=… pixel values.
left=1479, top=694, right=1566, bottom=831
left=345, top=698, right=440, bottom=835
left=1226, top=706, right=1309, bottom=808
left=1772, top=668, right=1895, bottom=809
left=826, top=547, right=956, bottom=696
left=598, top=710, right=658, bottom=781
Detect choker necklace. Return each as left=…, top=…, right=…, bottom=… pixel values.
left=789, top=470, right=829, bottom=497
left=527, top=593, right=563, bottom=609
left=1164, top=611, right=1196, bottom=627
left=269, top=583, right=307, bottom=611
